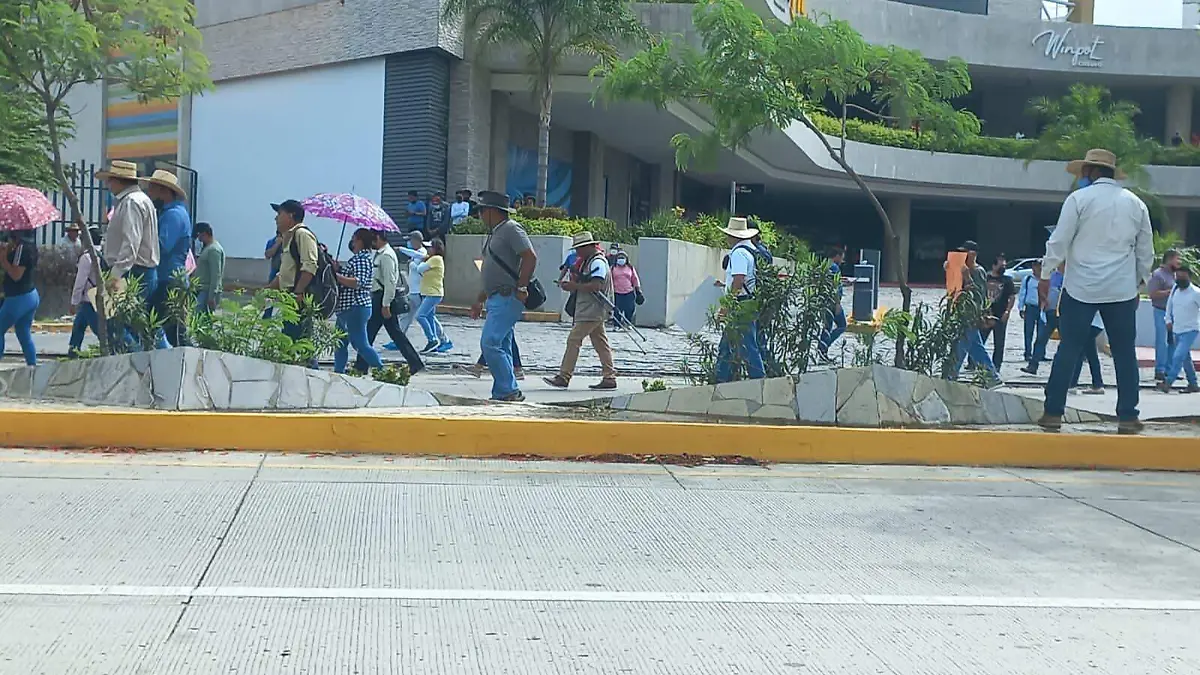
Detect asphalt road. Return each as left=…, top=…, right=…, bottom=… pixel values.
left=2, top=450, right=1199, bottom=674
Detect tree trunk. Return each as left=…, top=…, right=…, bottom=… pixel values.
left=536, top=77, right=553, bottom=207
left=798, top=115, right=912, bottom=366
left=44, top=102, right=108, bottom=354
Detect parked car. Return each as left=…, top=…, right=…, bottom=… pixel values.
left=1006, top=257, right=1039, bottom=284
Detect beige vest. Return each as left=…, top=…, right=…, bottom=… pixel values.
left=573, top=253, right=613, bottom=323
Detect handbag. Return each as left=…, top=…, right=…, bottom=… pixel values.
left=487, top=244, right=546, bottom=310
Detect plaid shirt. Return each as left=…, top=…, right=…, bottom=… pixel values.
left=335, top=250, right=374, bottom=312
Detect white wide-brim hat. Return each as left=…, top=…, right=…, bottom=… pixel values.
left=721, top=216, right=759, bottom=239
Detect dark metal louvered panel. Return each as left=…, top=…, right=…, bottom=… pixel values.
left=382, top=50, right=452, bottom=241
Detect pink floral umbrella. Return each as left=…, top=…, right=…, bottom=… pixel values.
left=301, top=192, right=399, bottom=256
left=301, top=193, right=399, bottom=232
left=0, top=185, right=62, bottom=232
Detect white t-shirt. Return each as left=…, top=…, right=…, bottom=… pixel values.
left=724, top=244, right=757, bottom=297
left=1167, top=284, right=1200, bottom=334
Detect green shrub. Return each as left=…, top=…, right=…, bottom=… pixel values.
left=641, top=378, right=667, bottom=392
left=455, top=208, right=811, bottom=258
left=371, top=363, right=412, bottom=386
left=811, top=111, right=1199, bottom=167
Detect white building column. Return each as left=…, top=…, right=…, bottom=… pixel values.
left=1166, top=85, right=1193, bottom=144
left=883, top=197, right=911, bottom=284
left=488, top=92, right=510, bottom=193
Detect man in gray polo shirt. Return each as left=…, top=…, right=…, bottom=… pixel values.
left=471, top=191, right=537, bottom=401
left=1149, top=249, right=1182, bottom=381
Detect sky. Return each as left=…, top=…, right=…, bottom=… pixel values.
left=1092, top=0, right=1184, bottom=28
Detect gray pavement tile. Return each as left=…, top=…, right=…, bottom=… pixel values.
left=1081, top=499, right=1200, bottom=551
left=202, top=480, right=1200, bottom=598
left=0, top=476, right=247, bottom=586
left=0, top=449, right=263, bottom=481
left=137, top=598, right=1200, bottom=675
left=0, top=597, right=178, bottom=675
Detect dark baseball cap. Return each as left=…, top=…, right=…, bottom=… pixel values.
left=962, top=240, right=978, bottom=252
left=271, top=199, right=305, bottom=220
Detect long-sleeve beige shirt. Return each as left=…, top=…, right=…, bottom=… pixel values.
left=372, top=244, right=401, bottom=306
left=102, top=185, right=160, bottom=278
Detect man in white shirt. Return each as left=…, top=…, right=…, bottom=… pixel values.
left=714, top=217, right=766, bottom=383
left=96, top=160, right=160, bottom=349
left=450, top=190, right=471, bottom=226
left=1037, top=149, right=1154, bottom=433
left=1158, top=266, right=1200, bottom=393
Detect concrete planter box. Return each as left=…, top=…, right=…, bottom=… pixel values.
left=445, top=233, right=758, bottom=328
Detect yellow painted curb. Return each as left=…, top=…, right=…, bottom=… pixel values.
left=0, top=409, right=1196, bottom=471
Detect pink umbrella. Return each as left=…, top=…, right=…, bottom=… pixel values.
left=301, top=192, right=399, bottom=256
left=0, top=185, right=62, bottom=232
left=301, top=193, right=399, bottom=231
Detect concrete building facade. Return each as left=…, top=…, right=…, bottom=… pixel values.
left=57, top=0, right=1200, bottom=281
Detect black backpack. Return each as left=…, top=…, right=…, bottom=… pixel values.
left=289, top=226, right=337, bottom=319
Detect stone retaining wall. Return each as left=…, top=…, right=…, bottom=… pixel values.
left=0, top=348, right=439, bottom=412
left=609, top=366, right=1103, bottom=427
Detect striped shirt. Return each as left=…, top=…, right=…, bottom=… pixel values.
left=335, top=250, right=374, bottom=312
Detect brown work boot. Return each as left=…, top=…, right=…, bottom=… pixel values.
left=588, top=378, right=618, bottom=390
left=1186, top=384, right=1200, bottom=394
left=542, top=375, right=570, bottom=389
left=1156, top=381, right=1172, bottom=394
left=1037, top=414, right=1062, bottom=431
left=1118, top=418, right=1145, bottom=435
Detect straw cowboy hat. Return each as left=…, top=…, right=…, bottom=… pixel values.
left=94, top=160, right=141, bottom=181
left=571, top=231, right=600, bottom=248
left=140, top=169, right=187, bottom=199
left=1066, top=148, right=1127, bottom=180
left=721, top=216, right=759, bottom=239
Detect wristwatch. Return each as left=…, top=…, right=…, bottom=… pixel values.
left=517, top=286, right=528, bottom=293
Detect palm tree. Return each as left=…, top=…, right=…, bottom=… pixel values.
left=443, top=0, right=647, bottom=205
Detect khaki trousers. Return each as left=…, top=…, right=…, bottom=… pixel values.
left=558, top=320, right=617, bottom=381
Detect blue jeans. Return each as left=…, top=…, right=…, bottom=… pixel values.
left=1069, top=326, right=1104, bottom=389
left=70, top=302, right=100, bottom=352
left=716, top=320, right=766, bottom=383
left=1022, top=305, right=1044, bottom=360
left=1045, top=292, right=1140, bottom=420
left=195, top=290, right=213, bottom=316
left=399, top=292, right=421, bottom=334
left=481, top=293, right=524, bottom=399
left=819, top=305, right=847, bottom=353
left=0, top=288, right=39, bottom=366
left=477, top=334, right=522, bottom=369
left=1165, top=330, right=1199, bottom=387
left=416, top=295, right=447, bottom=343
left=108, top=265, right=159, bottom=351
left=949, top=327, right=998, bottom=381
left=334, top=304, right=382, bottom=373
left=1153, top=307, right=1171, bottom=375
left=613, top=292, right=636, bottom=325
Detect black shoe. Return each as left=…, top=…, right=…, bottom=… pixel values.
left=494, top=391, right=526, bottom=402
left=1020, top=365, right=1037, bottom=375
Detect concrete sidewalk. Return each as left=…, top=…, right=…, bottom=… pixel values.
left=1, top=450, right=1198, bottom=674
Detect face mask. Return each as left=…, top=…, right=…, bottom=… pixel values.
left=1178, top=279, right=1191, bottom=289
left=616, top=258, right=627, bottom=266
left=1076, top=177, right=1092, bottom=189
